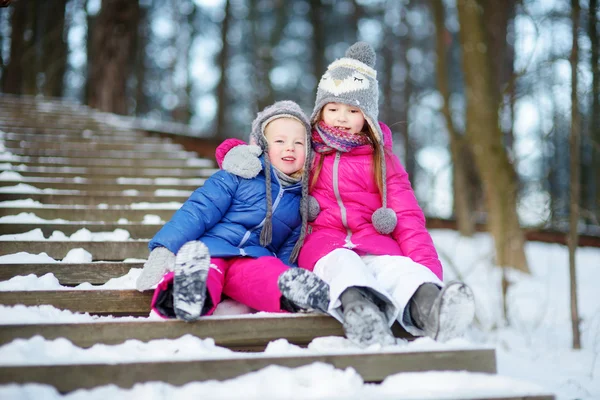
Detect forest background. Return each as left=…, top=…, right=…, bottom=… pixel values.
left=0, top=0, right=598, bottom=347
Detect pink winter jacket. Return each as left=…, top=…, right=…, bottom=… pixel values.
left=298, top=122, right=443, bottom=280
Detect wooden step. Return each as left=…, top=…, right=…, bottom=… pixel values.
left=3, top=140, right=183, bottom=152
left=0, top=193, right=189, bottom=205
left=0, top=262, right=142, bottom=284
left=1, top=126, right=144, bottom=137
left=0, top=314, right=369, bottom=349
left=7, top=147, right=194, bottom=159
left=0, top=348, right=497, bottom=392
left=2, top=156, right=211, bottom=168
left=0, top=207, right=176, bottom=221
left=0, top=241, right=149, bottom=260
left=0, top=223, right=162, bottom=239
left=0, top=290, right=153, bottom=315
left=0, top=178, right=202, bottom=192
left=1, top=166, right=215, bottom=179
left=0, top=131, right=171, bottom=144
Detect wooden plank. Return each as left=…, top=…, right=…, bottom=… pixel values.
left=0, top=166, right=214, bottom=178
left=0, top=290, right=153, bottom=315
left=0, top=193, right=190, bottom=205
left=0, top=180, right=201, bottom=192
left=0, top=241, right=149, bottom=260
left=1, top=156, right=208, bottom=168
left=0, top=223, right=162, bottom=238
left=0, top=132, right=170, bottom=143
left=3, top=141, right=183, bottom=152
left=0, top=314, right=372, bottom=348
left=0, top=349, right=497, bottom=392
left=7, top=148, right=194, bottom=159
left=0, top=262, right=142, bottom=284
left=0, top=207, right=177, bottom=221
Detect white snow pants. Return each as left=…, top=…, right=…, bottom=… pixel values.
left=313, top=248, right=443, bottom=336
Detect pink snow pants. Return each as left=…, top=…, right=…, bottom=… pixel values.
left=151, top=256, right=290, bottom=318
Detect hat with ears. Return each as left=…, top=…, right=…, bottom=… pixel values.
left=310, top=42, right=397, bottom=235
left=250, top=100, right=313, bottom=263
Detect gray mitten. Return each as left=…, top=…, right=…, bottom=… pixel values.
left=222, top=144, right=263, bottom=179
left=135, top=247, right=176, bottom=291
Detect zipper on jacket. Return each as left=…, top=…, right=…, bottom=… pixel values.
left=333, top=151, right=356, bottom=249
left=237, top=185, right=287, bottom=248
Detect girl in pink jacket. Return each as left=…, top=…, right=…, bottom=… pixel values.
left=220, top=42, right=474, bottom=347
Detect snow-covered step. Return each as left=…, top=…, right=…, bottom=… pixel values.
left=7, top=147, right=195, bottom=159
left=3, top=140, right=184, bottom=152
left=0, top=314, right=364, bottom=349
left=0, top=177, right=202, bottom=192
left=2, top=166, right=215, bottom=179
left=0, top=193, right=190, bottom=205
left=0, top=348, right=499, bottom=392
left=1, top=126, right=145, bottom=137
left=0, top=206, right=176, bottom=221
left=0, top=241, right=148, bottom=260
left=0, top=262, right=141, bottom=285
left=0, top=223, right=162, bottom=239
left=0, top=290, right=152, bottom=316
left=3, top=156, right=210, bottom=168
left=0, top=131, right=171, bottom=144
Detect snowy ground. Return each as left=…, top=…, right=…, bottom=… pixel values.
left=0, top=221, right=598, bottom=399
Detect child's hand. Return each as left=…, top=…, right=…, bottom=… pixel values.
left=135, top=247, right=176, bottom=291
left=221, top=142, right=263, bottom=179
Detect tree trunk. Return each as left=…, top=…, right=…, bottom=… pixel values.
left=399, top=0, right=416, bottom=180
left=589, top=0, right=600, bottom=224
left=456, top=0, right=529, bottom=273
left=214, top=0, right=232, bottom=139
left=3, top=0, right=26, bottom=93
left=21, top=1, right=39, bottom=95
left=88, top=0, right=139, bottom=115
left=568, top=0, right=582, bottom=350
left=309, top=0, right=326, bottom=83
left=40, top=0, right=68, bottom=97
left=134, top=4, right=149, bottom=116
left=432, top=0, right=477, bottom=236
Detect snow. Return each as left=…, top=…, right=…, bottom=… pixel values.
left=0, top=215, right=599, bottom=398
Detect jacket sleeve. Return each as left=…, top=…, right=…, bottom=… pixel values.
left=275, top=225, right=301, bottom=268
left=385, top=153, right=444, bottom=280
left=149, top=170, right=239, bottom=254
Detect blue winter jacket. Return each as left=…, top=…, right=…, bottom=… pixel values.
left=148, top=156, right=302, bottom=267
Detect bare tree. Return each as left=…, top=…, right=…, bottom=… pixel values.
left=431, top=0, right=478, bottom=237
left=568, top=0, right=582, bottom=350
left=456, top=0, right=529, bottom=273
left=40, top=0, right=68, bottom=97
left=214, top=0, right=232, bottom=139
left=2, top=0, right=26, bottom=93
left=590, top=0, right=600, bottom=224
left=88, top=0, right=140, bottom=114
left=309, top=0, right=326, bottom=81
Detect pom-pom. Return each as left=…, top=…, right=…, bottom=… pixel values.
left=345, top=41, right=376, bottom=68
left=372, top=207, right=397, bottom=234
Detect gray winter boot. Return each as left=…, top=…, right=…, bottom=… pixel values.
left=341, top=287, right=396, bottom=347
left=278, top=268, right=330, bottom=314
left=173, top=240, right=211, bottom=322
left=409, top=281, right=475, bottom=341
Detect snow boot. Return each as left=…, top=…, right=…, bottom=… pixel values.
left=409, top=281, right=475, bottom=341
left=173, top=240, right=211, bottom=322
left=340, top=287, right=396, bottom=347
left=278, top=268, right=330, bottom=314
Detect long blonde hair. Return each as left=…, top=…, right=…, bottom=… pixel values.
left=310, top=118, right=385, bottom=198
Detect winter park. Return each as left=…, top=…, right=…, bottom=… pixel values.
left=0, top=0, right=599, bottom=399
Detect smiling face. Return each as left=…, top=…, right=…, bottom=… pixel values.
left=264, top=117, right=307, bottom=176
left=321, top=102, right=366, bottom=135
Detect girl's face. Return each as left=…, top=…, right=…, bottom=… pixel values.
left=264, top=118, right=306, bottom=176
left=321, top=102, right=365, bottom=135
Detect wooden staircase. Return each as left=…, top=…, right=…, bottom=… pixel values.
left=0, top=94, right=554, bottom=398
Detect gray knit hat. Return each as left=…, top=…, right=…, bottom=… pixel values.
left=310, top=42, right=397, bottom=235
left=251, top=100, right=312, bottom=263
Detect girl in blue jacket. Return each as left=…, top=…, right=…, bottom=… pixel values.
left=136, top=101, right=330, bottom=321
